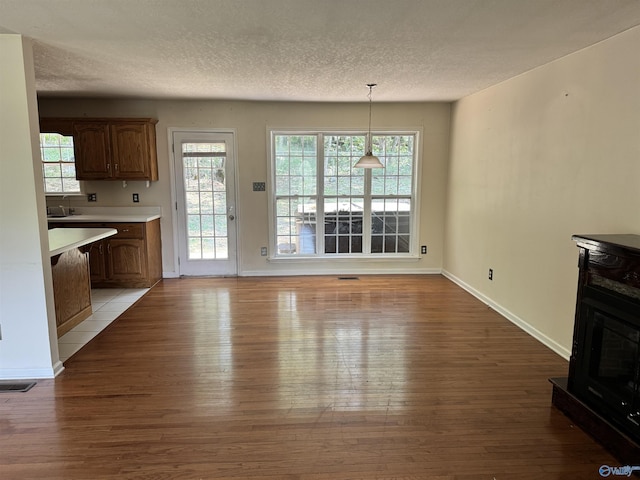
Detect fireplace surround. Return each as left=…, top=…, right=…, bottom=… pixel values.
left=551, top=234, right=640, bottom=464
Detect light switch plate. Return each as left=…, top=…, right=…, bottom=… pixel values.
left=253, top=182, right=266, bottom=192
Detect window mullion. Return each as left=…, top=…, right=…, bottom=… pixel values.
left=317, top=134, right=325, bottom=256
left=362, top=167, right=372, bottom=254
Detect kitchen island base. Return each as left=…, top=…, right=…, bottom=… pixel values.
left=49, top=227, right=117, bottom=338
left=51, top=247, right=92, bottom=337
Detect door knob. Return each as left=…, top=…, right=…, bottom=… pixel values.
left=229, top=215, right=235, bottom=220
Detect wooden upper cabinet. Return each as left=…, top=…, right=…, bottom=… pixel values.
left=41, top=118, right=159, bottom=181
left=109, top=122, right=158, bottom=180
left=74, top=122, right=112, bottom=179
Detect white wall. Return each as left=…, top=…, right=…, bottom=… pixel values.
left=37, top=99, right=451, bottom=277
left=0, top=35, right=61, bottom=379
left=444, top=27, right=640, bottom=358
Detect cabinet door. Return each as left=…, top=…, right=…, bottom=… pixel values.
left=107, top=238, right=147, bottom=281
left=74, top=122, right=112, bottom=179
left=88, top=240, right=107, bottom=282
left=110, top=123, right=151, bottom=179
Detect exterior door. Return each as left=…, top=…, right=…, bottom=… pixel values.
left=173, top=131, right=238, bottom=276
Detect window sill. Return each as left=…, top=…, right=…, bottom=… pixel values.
left=268, top=254, right=422, bottom=262
left=45, top=193, right=84, bottom=197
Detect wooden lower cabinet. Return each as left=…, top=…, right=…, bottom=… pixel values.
left=107, top=238, right=147, bottom=282
left=88, top=237, right=146, bottom=284
left=87, top=240, right=107, bottom=282
left=61, top=219, right=162, bottom=288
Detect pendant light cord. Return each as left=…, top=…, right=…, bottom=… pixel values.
left=366, top=83, right=376, bottom=154
left=354, top=83, right=383, bottom=168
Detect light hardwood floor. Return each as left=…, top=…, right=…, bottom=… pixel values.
left=0, top=275, right=616, bottom=479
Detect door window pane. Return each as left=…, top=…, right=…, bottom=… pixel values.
left=182, top=142, right=229, bottom=260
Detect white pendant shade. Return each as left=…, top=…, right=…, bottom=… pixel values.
left=354, top=152, right=384, bottom=168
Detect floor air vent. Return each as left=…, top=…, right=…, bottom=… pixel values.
left=0, top=382, right=36, bottom=393
left=338, top=276, right=360, bottom=280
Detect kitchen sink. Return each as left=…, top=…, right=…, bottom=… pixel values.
left=47, top=206, right=71, bottom=217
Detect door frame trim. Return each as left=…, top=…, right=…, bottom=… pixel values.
left=167, top=127, right=241, bottom=276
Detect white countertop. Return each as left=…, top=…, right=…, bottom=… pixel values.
left=48, top=213, right=161, bottom=223
left=49, top=227, right=117, bottom=257
left=46, top=206, right=162, bottom=224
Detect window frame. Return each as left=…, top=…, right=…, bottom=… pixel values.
left=39, top=120, right=84, bottom=197
left=268, top=128, right=421, bottom=260
left=40, top=132, right=84, bottom=196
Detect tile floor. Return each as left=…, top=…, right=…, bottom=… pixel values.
left=58, top=288, right=149, bottom=362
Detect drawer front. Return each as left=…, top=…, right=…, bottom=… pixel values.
left=588, top=250, right=640, bottom=290
left=110, top=223, right=144, bottom=239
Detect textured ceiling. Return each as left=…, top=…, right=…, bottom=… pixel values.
left=1, top=0, right=639, bottom=102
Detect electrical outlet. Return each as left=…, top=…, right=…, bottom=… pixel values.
left=421, top=245, right=427, bottom=254
left=132, top=193, right=139, bottom=203
left=260, top=247, right=268, bottom=256
left=87, top=193, right=97, bottom=202
left=488, top=268, right=493, bottom=281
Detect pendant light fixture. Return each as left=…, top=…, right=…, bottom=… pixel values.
left=354, top=83, right=384, bottom=168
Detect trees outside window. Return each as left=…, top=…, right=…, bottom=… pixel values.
left=40, top=133, right=80, bottom=194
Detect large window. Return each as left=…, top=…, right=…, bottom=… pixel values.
left=271, top=131, right=417, bottom=257
left=40, top=133, right=80, bottom=194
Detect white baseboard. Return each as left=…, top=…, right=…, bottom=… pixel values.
left=239, top=267, right=443, bottom=277
left=52, top=361, right=65, bottom=377
left=0, top=366, right=58, bottom=380
left=442, top=270, right=571, bottom=361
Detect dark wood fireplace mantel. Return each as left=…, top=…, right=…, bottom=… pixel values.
left=552, top=234, right=640, bottom=466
